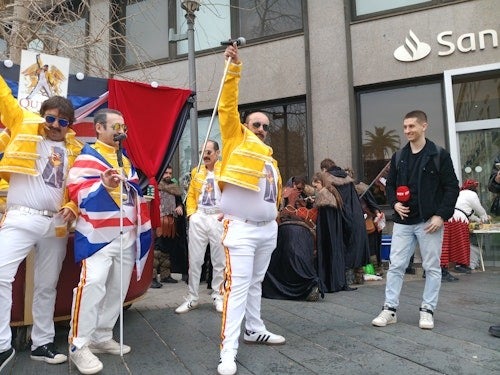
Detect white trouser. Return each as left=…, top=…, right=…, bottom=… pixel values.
left=220, top=219, right=277, bottom=352
left=0, top=209, right=67, bottom=351
left=69, top=231, right=135, bottom=349
left=187, top=211, right=225, bottom=301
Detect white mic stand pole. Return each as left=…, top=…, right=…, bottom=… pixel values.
left=116, top=139, right=125, bottom=357
left=196, top=56, right=232, bottom=172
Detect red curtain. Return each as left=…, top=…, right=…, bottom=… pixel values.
left=108, top=79, right=191, bottom=227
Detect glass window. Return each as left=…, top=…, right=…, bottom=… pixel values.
left=238, top=0, right=303, bottom=40
left=453, top=71, right=500, bottom=122
left=175, top=0, right=302, bottom=54
left=177, top=98, right=307, bottom=186
left=458, top=129, right=500, bottom=212
left=254, top=101, right=307, bottom=182
left=125, top=0, right=169, bottom=65
left=176, top=0, right=231, bottom=54
left=53, top=18, right=87, bottom=74
left=358, top=82, right=445, bottom=204
left=352, top=0, right=462, bottom=19
left=354, top=0, right=431, bottom=16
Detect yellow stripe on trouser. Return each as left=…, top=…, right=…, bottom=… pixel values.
left=220, top=219, right=232, bottom=349
left=70, top=259, right=87, bottom=343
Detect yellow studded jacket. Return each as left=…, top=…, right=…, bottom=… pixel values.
left=217, top=62, right=282, bottom=207
left=185, top=161, right=222, bottom=217
left=0, top=75, right=83, bottom=215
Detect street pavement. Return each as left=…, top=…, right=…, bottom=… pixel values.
left=4, top=267, right=500, bottom=374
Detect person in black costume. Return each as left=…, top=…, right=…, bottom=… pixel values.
left=313, top=171, right=351, bottom=292
left=262, top=176, right=322, bottom=301
left=318, top=159, right=370, bottom=289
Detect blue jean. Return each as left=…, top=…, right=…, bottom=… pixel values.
left=384, top=222, right=443, bottom=311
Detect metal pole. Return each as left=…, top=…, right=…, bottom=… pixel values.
left=186, top=11, right=199, bottom=169
left=116, top=146, right=125, bottom=356
left=196, top=57, right=232, bottom=173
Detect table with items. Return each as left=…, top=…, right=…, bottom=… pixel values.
left=470, top=223, right=500, bottom=272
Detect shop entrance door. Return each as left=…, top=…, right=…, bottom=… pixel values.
left=444, top=63, right=500, bottom=211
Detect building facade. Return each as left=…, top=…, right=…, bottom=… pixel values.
left=112, top=0, right=499, bottom=207
left=1, top=0, right=498, bottom=263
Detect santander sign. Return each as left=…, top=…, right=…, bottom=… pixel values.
left=394, top=28, right=498, bottom=62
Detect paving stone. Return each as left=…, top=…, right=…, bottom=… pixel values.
left=7, top=269, right=500, bottom=374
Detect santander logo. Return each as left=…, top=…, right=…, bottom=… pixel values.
left=393, top=30, right=431, bottom=62
left=394, top=28, right=497, bottom=62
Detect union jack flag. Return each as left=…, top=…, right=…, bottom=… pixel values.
left=67, top=144, right=152, bottom=280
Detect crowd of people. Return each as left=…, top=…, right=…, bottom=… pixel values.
left=0, top=43, right=498, bottom=375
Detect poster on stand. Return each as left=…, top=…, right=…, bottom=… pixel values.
left=18, top=50, right=70, bottom=113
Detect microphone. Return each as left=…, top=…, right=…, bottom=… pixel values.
left=220, top=37, right=246, bottom=46
left=113, top=133, right=127, bottom=142
left=396, top=185, right=410, bottom=203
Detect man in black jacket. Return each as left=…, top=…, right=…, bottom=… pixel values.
left=372, top=110, right=459, bottom=330
left=487, top=155, right=500, bottom=338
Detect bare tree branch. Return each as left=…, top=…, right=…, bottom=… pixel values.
left=0, top=0, right=165, bottom=81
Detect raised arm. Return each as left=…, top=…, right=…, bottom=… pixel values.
left=218, top=45, right=244, bottom=141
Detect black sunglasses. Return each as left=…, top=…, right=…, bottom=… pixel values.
left=45, top=115, right=70, bottom=127
left=250, top=122, right=269, bottom=132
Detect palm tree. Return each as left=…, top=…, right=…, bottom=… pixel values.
left=363, top=126, right=400, bottom=160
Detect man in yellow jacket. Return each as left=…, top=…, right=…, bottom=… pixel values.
left=176, top=140, right=226, bottom=314
left=216, top=45, right=284, bottom=375
left=0, top=74, right=82, bottom=371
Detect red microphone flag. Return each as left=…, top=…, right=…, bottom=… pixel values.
left=396, top=185, right=411, bottom=203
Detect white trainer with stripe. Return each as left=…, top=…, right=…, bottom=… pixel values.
left=243, top=329, right=286, bottom=345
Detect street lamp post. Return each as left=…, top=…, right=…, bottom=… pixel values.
left=169, top=0, right=201, bottom=168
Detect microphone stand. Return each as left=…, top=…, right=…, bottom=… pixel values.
left=116, top=139, right=125, bottom=357
left=196, top=56, right=232, bottom=172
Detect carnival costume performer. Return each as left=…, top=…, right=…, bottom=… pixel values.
left=176, top=140, right=226, bottom=313
left=216, top=44, right=284, bottom=375
left=67, top=109, right=152, bottom=375
left=0, top=74, right=82, bottom=369
left=263, top=176, right=322, bottom=301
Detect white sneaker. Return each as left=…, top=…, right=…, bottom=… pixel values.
left=69, top=345, right=103, bottom=375
left=243, top=329, right=286, bottom=345
left=88, top=339, right=131, bottom=355
left=0, top=348, right=15, bottom=373
left=213, top=297, right=223, bottom=313
left=217, top=348, right=237, bottom=375
left=371, top=307, right=397, bottom=327
left=419, top=306, right=434, bottom=329
left=175, top=297, right=199, bottom=314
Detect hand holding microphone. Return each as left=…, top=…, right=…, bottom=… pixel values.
left=220, top=37, right=246, bottom=46
left=395, top=185, right=410, bottom=220
left=222, top=37, right=245, bottom=65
